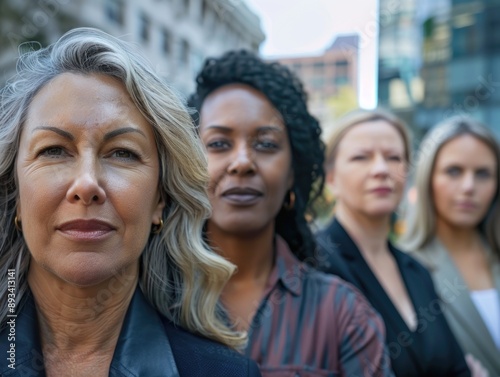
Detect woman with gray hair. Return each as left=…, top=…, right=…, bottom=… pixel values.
left=0, top=28, right=261, bottom=376
left=401, top=116, right=500, bottom=375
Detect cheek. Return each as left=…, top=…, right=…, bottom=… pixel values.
left=479, top=181, right=498, bottom=208
left=431, top=177, right=452, bottom=213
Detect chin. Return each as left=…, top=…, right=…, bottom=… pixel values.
left=365, top=206, right=397, bottom=219
left=446, top=217, right=483, bottom=230
left=55, top=256, right=137, bottom=289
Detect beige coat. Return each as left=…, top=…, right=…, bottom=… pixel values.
left=410, top=237, right=500, bottom=375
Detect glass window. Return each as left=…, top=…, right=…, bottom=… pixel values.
left=180, top=39, right=190, bottom=65
left=139, top=13, right=150, bottom=43
left=105, top=0, right=125, bottom=25
left=161, top=29, right=171, bottom=55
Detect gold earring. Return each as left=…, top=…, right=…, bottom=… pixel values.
left=283, top=191, right=296, bottom=211
left=14, top=216, right=22, bottom=232
left=152, top=219, right=164, bottom=234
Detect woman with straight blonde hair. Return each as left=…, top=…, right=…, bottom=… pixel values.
left=401, top=116, right=500, bottom=375
left=0, top=27, right=260, bottom=376
left=316, top=108, right=471, bottom=376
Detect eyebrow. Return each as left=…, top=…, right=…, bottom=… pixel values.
left=32, top=126, right=146, bottom=141
left=204, top=125, right=285, bottom=133
left=32, top=126, right=74, bottom=140
left=103, top=127, right=146, bottom=140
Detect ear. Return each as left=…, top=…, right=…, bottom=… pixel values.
left=326, top=169, right=338, bottom=197
left=152, top=194, right=166, bottom=225
left=15, top=198, right=21, bottom=218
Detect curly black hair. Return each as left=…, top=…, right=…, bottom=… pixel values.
left=188, top=50, right=325, bottom=262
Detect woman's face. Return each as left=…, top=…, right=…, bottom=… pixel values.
left=16, top=73, right=165, bottom=287
left=199, top=84, right=293, bottom=236
left=329, top=120, right=407, bottom=219
left=432, top=134, right=497, bottom=230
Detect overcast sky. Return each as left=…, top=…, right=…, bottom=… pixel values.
left=244, top=0, right=379, bottom=108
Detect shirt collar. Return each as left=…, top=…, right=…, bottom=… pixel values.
left=266, top=235, right=306, bottom=297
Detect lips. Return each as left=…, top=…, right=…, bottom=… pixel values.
left=371, top=187, right=393, bottom=195
left=455, top=201, right=477, bottom=210
left=57, top=219, right=116, bottom=241
left=221, top=187, right=263, bottom=205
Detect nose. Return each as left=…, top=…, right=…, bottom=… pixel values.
left=371, top=154, right=390, bottom=178
left=461, top=171, right=475, bottom=194
left=66, top=156, right=106, bottom=205
left=227, top=143, right=256, bottom=176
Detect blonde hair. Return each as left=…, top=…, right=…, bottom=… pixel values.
left=400, top=116, right=500, bottom=257
left=0, top=27, right=244, bottom=347
left=324, top=108, right=412, bottom=171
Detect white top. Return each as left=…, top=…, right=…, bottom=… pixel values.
left=470, top=289, right=500, bottom=350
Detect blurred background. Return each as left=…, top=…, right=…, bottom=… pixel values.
left=1, top=0, right=500, bottom=141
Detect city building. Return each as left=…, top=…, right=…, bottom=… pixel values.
left=270, top=34, right=359, bottom=132
left=377, top=0, right=500, bottom=139
left=0, top=0, right=265, bottom=94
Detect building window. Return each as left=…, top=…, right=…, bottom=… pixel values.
left=334, top=60, right=349, bottom=79
left=311, top=77, right=324, bottom=89
left=180, top=39, right=190, bottom=65
left=105, top=0, right=125, bottom=25
left=201, top=0, right=208, bottom=21
left=161, top=29, right=171, bottom=55
left=313, top=61, right=324, bottom=73
left=334, top=76, right=350, bottom=86
left=139, top=13, right=150, bottom=43
left=486, top=7, right=500, bottom=53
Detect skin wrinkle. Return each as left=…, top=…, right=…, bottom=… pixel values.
left=15, top=73, right=165, bottom=375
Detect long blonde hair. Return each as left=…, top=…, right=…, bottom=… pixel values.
left=0, top=27, right=244, bottom=347
left=400, top=116, right=500, bottom=257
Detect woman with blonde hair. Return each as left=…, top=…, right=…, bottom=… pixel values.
left=0, top=28, right=260, bottom=376
left=315, top=108, right=471, bottom=376
left=401, top=116, right=500, bottom=375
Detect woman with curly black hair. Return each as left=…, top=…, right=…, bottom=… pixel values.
left=188, top=50, right=392, bottom=376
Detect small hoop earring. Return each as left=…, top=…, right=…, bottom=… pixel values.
left=283, top=190, right=296, bottom=211
left=152, top=219, right=164, bottom=234
left=14, top=216, right=22, bottom=232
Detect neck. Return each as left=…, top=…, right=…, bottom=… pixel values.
left=28, top=262, right=138, bottom=355
left=436, top=218, right=483, bottom=255
left=335, top=203, right=391, bottom=257
left=206, top=222, right=275, bottom=283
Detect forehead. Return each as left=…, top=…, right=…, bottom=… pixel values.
left=24, top=72, right=150, bottom=136
left=199, top=83, right=285, bottom=132
left=435, top=134, right=497, bottom=167
left=339, top=120, right=405, bottom=151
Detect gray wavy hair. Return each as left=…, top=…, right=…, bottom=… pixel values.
left=400, top=116, right=500, bottom=257
left=0, top=27, right=244, bottom=347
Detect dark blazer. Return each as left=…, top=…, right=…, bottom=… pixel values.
left=0, top=287, right=261, bottom=377
left=315, top=219, right=471, bottom=377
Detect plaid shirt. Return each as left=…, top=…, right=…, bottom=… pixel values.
left=241, top=236, right=393, bottom=377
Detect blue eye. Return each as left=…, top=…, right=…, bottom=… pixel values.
left=476, top=169, right=492, bottom=179
left=111, top=149, right=139, bottom=160
left=39, top=146, right=66, bottom=158
left=446, top=167, right=462, bottom=177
